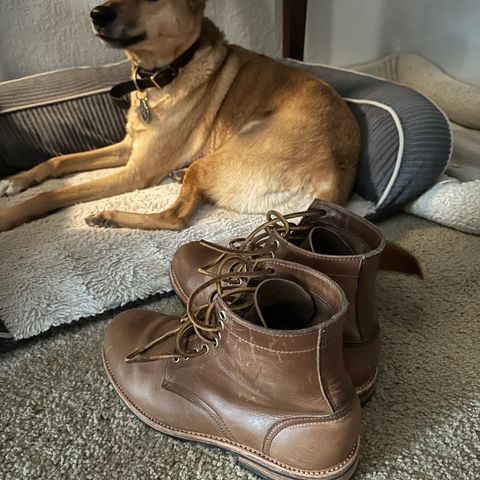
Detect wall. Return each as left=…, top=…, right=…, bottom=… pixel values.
left=0, top=0, right=282, bottom=81
left=304, top=0, right=480, bottom=87
left=207, top=0, right=282, bottom=58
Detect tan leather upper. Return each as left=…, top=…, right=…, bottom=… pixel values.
left=103, top=259, right=361, bottom=478
left=170, top=200, right=386, bottom=395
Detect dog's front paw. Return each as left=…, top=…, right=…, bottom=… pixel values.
left=85, top=212, right=119, bottom=229
left=0, top=179, right=23, bottom=197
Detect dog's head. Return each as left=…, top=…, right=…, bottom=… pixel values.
left=90, top=0, right=206, bottom=50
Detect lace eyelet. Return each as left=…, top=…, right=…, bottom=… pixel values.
left=273, top=240, right=280, bottom=250
left=219, top=310, right=227, bottom=322
left=202, top=343, right=210, bottom=355
left=218, top=319, right=225, bottom=332
left=173, top=357, right=180, bottom=363
left=213, top=337, right=220, bottom=348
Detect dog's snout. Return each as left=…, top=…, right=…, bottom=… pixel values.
left=90, top=5, right=117, bottom=27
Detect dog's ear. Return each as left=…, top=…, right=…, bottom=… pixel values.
left=379, top=242, right=424, bottom=278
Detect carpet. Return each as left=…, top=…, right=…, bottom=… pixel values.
left=1, top=214, right=479, bottom=479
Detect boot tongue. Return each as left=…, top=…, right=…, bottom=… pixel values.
left=300, top=226, right=355, bottom=256
left=244, top=279, right=316, bottom=330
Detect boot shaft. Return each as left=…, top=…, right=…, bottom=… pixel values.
left=215, top=259, right=354, bottom=413
left=268, top=201, right=385, bottom=344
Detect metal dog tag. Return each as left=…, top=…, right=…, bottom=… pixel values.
left=139, top=97, right=151, bottom=123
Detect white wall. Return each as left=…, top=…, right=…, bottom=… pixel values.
left=207, top=0, right=282, bottom=58
left=305, top=0, right=480, bottom=87
left=0, top=0, right=282, bottom=81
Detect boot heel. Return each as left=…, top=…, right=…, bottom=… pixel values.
left=356, top=369, right=378, bottom=406
left=238, top=453, right=360, bottom=480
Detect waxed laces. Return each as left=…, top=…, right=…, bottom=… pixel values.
left=125, top=259, right=274, bottom=364
left=125, top=210, right=318, bottom=364
left=198, top=210, right=317, bottom=278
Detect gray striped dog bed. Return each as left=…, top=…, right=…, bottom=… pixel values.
left=0, top=62, right=128, bottom=177
left=0, top=60, right=451, bottom=215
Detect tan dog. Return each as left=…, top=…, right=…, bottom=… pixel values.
left=0, top=0, right=360, bottom=232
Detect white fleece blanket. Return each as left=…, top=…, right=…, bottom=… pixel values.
left=0, top=170, right=374, bottom=340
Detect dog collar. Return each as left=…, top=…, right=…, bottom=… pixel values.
left=110, top=39, right=201, bottom=109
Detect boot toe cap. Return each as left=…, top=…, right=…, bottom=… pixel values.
left=103, top=309, right=179, bottom=417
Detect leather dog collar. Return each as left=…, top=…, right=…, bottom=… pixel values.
left=110, top=39, right=201, bottom=109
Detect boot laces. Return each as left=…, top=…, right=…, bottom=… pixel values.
left=199, top=210, right=316, bottom=279
left=125, top=259, right=274, bottom=364
left=125, top=210, right=322, bottom=364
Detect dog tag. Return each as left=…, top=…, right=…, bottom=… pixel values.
left=139, top=97, right=151, bottom=123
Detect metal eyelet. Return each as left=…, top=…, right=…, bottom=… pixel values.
left=218, top=319, right=225, bottom=332
left=173, top=357, right=180, bottom=363
left=202, top=344, right=210, bottom=355
left=219, top=310, right=227, bottom=322
left=213, top=337, right=219, bottom=348
left=273, top=240, right=280, bottom=250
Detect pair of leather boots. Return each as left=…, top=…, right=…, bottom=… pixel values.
left=103, top=200, right=419, bottom=480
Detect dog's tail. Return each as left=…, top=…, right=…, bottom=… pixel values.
left=379, top=242, right=424, bottom=278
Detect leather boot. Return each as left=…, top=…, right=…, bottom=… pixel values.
left=104, top=259, right=361, bottom=480
left=170, top=200, right=386, bottom=403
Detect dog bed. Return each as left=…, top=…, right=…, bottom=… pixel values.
left=405, top=176, right=480, bottom=235
left=288, top=60, right=452, bottom=216
left=0, top=59, right=453, bottom=339
left=0, top=59, right=452, bottom=217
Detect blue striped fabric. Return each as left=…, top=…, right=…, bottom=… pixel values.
left=0, top=62, right=130, bottom=176
left=289, top=61, right=452, bottom=217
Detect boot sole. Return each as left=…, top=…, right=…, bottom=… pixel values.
left=238, top=455, right=360, bottom=480
left=356, top=370, right=378, bottom=406
left=170, top=265, right=378, bottom=407
left=103, top=350, right=360, bottom=480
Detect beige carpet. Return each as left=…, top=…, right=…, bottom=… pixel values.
left=1, top=214, right=479, bottom=480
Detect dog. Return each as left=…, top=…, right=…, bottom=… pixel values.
left=0, top=0, right=360, bottom=233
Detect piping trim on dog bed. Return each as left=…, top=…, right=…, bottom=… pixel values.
left=292, top=59, right=454, bottom=176
left=345, top=98, right=405, bottom=209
